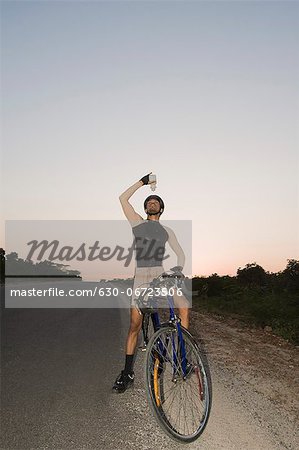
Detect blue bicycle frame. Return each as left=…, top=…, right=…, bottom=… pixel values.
left=150, top=294, right=188, bottom=377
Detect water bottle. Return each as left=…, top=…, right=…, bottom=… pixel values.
left=149, top=174, right=157, bottom=191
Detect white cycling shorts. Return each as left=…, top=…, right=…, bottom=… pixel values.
left=131, top=266, right=164, bottom=307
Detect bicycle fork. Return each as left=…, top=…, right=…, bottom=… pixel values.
left=172, top=322, right=187, bottom=380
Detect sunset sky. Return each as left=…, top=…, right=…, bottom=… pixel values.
left=1, top=0, right=298, bottom=278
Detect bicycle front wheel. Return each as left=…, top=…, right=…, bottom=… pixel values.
left=145, top=325, right=212, bottom=443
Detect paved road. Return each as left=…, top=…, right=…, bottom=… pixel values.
left=1, top=290, right=293, bottom=449
left=1, top=307, right=130, bottom=448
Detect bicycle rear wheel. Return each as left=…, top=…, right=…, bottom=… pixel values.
left=145, top=325, right=212, bottom=443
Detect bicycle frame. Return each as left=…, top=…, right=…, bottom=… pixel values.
left=143, top=293, right=188, bottom=378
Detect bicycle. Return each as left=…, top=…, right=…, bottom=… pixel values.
left=136, top=268, right=212, bottom=443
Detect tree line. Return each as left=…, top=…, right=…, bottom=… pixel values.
left=0, top=249, right=81, bottom=281
left=192, top=259, right=298, bottom=344
left=192, top=259, right=299, bottom=297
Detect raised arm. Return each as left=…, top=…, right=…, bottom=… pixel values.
left=119, top=173, right=152, bottom=225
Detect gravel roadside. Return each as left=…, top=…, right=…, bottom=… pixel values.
left=189, top=310, right=299, bottom=450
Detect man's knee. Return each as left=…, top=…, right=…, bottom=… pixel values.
left=129, top=310, right=143, bottom=334
left=173, top=292, right=190, bottom=309
left=129, top=321, right=142, bottom=334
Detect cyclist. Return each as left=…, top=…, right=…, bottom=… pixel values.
left=113, top=173, right=190, bottom=393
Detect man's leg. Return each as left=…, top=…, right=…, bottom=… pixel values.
left=113, top=307, right=143, bottom=393
left=178, top=307, right=189, bottom=329
left=174, top=292, right=190, bottom=329
left=125, top=307, right=143, bottom=355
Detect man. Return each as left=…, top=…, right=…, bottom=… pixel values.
left=112, top=173, right=190, bottom=393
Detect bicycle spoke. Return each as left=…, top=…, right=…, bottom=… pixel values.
left=145, top=326, right=212, bottom=442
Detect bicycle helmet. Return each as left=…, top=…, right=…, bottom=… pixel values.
left=144, top=195, right=164, bottom=215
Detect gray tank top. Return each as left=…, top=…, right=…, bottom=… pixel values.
left=132, top=221, right=169, bottom=267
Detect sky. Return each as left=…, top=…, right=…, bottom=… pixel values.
left=1, top=0, right=298, bottom=278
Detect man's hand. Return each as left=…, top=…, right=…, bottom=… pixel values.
left=139, top=173, right=152, bottom=185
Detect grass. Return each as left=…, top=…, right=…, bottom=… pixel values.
left=192, top=291, right=299, bottom=345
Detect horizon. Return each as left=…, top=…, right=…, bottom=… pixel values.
left=1, top=246, right=294, bottom=281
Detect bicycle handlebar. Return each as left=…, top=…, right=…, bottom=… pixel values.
left=161, top=272, right=184, bottom=279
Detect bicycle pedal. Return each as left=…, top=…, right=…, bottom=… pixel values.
left=139, top=343, right=147, bottom=351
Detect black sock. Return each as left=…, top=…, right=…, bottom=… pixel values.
left=124, top=354, right=134, bottom=374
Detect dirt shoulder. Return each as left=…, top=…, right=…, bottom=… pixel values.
left=190, top=310, right=299, bottom=449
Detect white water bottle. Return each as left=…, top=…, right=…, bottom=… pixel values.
left=149, top=174, right=157, bottom=191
